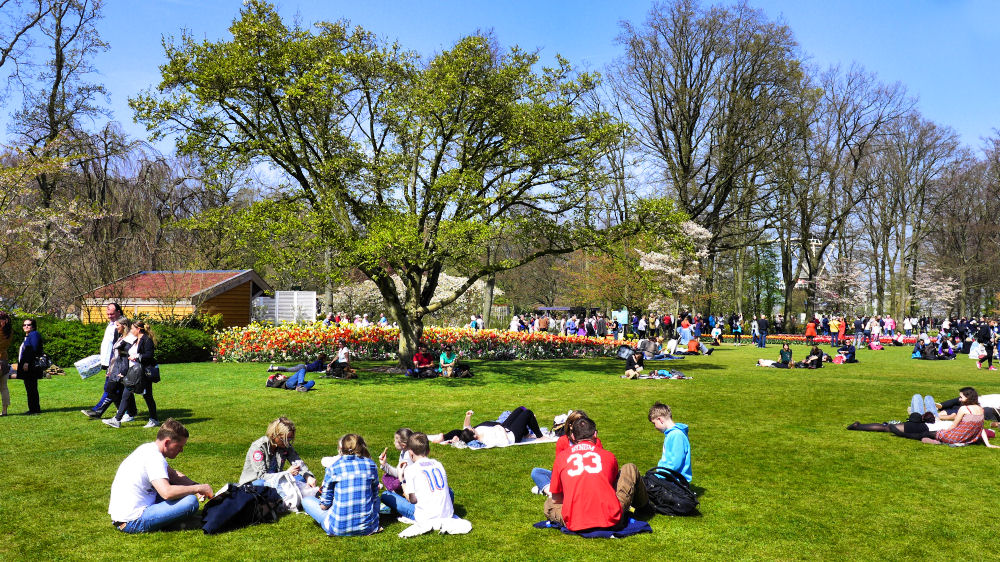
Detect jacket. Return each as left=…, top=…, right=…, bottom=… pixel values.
left=239, top=435, right=313, bottom=485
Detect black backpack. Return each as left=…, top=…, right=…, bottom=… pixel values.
left=643, top=467, right=698, bottom=516
left=201, top=483, right=284, bottom=534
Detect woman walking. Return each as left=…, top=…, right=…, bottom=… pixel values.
left=103, top=321, right=158, bottom=428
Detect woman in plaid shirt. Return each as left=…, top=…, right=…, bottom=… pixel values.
left=301, top=434, right=381, bottom=536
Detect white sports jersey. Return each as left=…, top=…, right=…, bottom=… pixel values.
left=404, top=458, right=454, bottom=522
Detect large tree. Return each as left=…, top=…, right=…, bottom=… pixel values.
left=132, top=1, right=686, bottom=364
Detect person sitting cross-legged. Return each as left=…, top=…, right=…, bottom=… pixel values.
left=543, top=417, right=647, bottom=532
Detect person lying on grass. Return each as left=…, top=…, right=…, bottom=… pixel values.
left=266, top=353, right=327, bottom=374
left=756, top=343, right=793, bottom=368
left=301, top=433, right=381, bottom=536
left=379, top=432, right=457, bottom=522
left=108, top=418, right=214, bottom=533
left=239, top=417, right=317, bottom=488
left=543, top=417, right=648, bottom=532
left=884, top=387, right=999, bottom=447
left=529, top=410, right=603, bottom=497
left=428, top=406, right=544, bottom=447
left=265, top=368, right=316, bottom=391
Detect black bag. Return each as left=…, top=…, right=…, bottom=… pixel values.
left=454, top=364, right=473, bottom=378
left=643, top=466, right=699, bottom=516
left=35, top=354, right=52, bottom=370
left=144, top=364, right=161, bottom=383
left=201, top=483, right=284, bottom=535
left=123, top=363, right=144, bottom=391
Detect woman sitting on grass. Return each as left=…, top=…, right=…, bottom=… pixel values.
left=301, top=433, right=381, bottom=536
left=378, top=427, right=413, bottom=495
left=239, top=417, right=317, bottom=487
left=887, top=387, right=998, bottom=447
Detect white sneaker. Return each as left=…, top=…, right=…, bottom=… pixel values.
left=144, top=419, right=159, bottom=428
left=102, top=418, right=121, bottom=428
left=121, top=414, right=135, bottom=423
left=267, top=364, right=275, bottom=372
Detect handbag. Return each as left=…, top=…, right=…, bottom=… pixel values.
left=123, top=363, right=144, bottom=391
left=36, top=354, right=52, bottom=370
left=144, top=364, right=161, bottom=383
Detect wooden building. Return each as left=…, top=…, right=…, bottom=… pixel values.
left=80, top=270, right=272, bottom=328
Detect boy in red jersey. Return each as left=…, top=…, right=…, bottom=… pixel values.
left=543, top=417, right=647, bottom=531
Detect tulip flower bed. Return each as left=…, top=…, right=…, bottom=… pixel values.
left=214, top=324, right=625, bottom=362
left=720, top=334, right=920, bottom=345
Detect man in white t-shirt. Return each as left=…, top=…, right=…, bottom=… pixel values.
left=108, top=418, right=213, bottom=533
left=380, top=433, right=455, bottom=521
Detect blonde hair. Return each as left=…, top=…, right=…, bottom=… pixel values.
left=266, top=417, right=296, bottom=448
left=132, top=320, right=157, bottom=345
left=115, top=318, right=132, bottom=334
left=338, top=433, right=371, bottom=458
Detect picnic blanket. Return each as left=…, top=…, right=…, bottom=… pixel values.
left=637, top=372, right=692, bottom=380
left=533, top=518, right=652, bottom=538
left=448, top=433, right=558, bottom=450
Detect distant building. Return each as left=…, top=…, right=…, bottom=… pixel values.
left=80, top=270, right=271, bottom=328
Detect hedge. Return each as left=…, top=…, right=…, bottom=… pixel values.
left=4, top=315, right=213, bottom=367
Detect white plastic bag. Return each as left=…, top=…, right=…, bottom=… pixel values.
left=74, top=355, right=102, bottom=379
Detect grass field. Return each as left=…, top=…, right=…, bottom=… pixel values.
left=3, top=343, right=1000, bottom=561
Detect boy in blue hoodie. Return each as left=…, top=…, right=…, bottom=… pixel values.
left=648, top=402, right=691, bottom=482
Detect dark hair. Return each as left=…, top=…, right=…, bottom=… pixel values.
left=459, top=428, right=476, bottom=443
left=0, top=311, right=10, bottom=339
left=960, top=387, right=979, bottom=406
left=23, top=318, right=36, bottom=330
left=157, top=418, right=189, bottom=441
left=571, top=417, right=597, bottom=442
left=407, top=432, right=430, bottom=456
left=108, top=302, right=123, bottom=315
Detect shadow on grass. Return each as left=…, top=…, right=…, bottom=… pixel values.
left=155, top=408, right=204, bottom=425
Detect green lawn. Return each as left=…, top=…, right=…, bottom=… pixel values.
left=3, top=344, right=999, bottom=560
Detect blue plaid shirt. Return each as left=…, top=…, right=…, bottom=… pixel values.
left=318, top=455, right=380, bottom=536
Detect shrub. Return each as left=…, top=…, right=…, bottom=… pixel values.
left=149, top=325, right=214, bottom=363
left=5, top=315, right=213, bottom=366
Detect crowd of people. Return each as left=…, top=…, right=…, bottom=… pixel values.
left=107, top=401, right=694, bottom=536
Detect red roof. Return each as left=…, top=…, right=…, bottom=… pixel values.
left=83, top=270, right=263, bottom=300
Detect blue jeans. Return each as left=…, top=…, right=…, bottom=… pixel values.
left=301, top=495, right=332, bottom=533
left=910, top=394, right=936, bottom=418
left=285, top=369, right=315, bottom=390
left=120, top=494, right=199, bottom=533
left=758, top=333, right=767, bottom=348
left=380, top=488, right=455, bottom=520
left=531, top=467, right=551, bottom=490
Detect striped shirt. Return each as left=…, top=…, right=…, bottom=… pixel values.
left=317, top=455, right=380, bottom=536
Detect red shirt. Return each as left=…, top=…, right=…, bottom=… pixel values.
left=554, top=434, right=603, bottom=455
left=413, top=352, right=433, bottom=367
left=550, top=441, right=622, bottom=531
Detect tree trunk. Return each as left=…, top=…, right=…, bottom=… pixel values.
left=482, top=273, right=495, bottom=329
left=734, top=246, right=745, bottom=317
left=396, top=313, right=423, bottom=369
left=324, top=247, right=333, bottom=314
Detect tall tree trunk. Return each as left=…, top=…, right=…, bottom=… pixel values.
left=482, top=273, right=496, bottom=329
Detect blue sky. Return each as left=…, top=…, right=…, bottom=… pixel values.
left=8, top=0, right=1000, bottom=149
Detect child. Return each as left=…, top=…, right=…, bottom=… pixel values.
left=378, top=428, right=413, bottom=494
left=380, top=433, right=454, bottom=522
left=648, top=402, right=691, bottom=483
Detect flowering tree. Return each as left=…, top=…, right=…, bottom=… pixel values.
left=815, top=260, right=868, bottom=314
left=636, top=221, right=711, bottom=309
left=328, top=274, right=502, bottom=326
left=912, top=266, right=959, bottom=318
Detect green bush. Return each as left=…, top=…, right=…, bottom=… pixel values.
left=150, top=324, right=214, bottom=363
left=5, top=315, right=214, bottom=366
